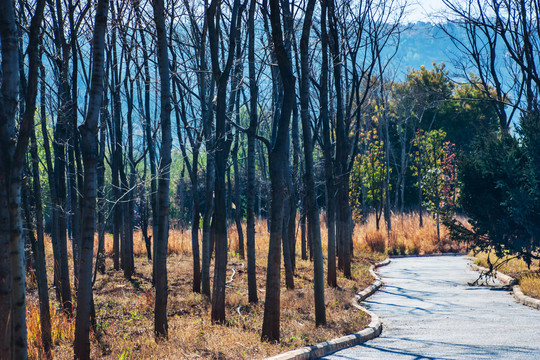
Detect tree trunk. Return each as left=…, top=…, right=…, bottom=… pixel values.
left=328, top=0, right=351, bottom=278
left=153, top=0, right=172, bottom=338
left=261, top=0, right=295, bottom=341
left=123, top=63, right=135, bottom=279
left=201, top=147, right=215, bottom=297
left=50, top=0, right=74, bottom=314
left=68, top=131, right=80, bottom=290
left=96, top=88, right=108, bottom=274
left=320, top=0, right=336, bottom=288
left=39, top=62, right=62, bottom=303
left=134, top=0, right=157, bottom=263
left=0, top=3, right=22, bottom=357
left=0, top=1, right=46, bottom=357
left=74, top=0, right=108, bottom=358
left=246, top=0, right=259, bottom=304
left=282, top=190, right=295, bottom=290
left=207, top=0, right=243, bottom=324
left=31, top=124, right=53, bottom=357
left=299, top=0, right=326, bottom=325
left=191, top=155, right=201, bottom=292
left=418, top=172, right=423, bottom=227
left=232, top=136, right=245, bottom=259
left=110, top=13, right=125, bottom=273
left=300, top=197, right=307, bottom=260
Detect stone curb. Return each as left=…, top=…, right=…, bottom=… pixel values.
left=266, top=259, right=390, bottom=360
left=512, top=286, right=540, bottom=309
left=469, top=263, right=540, bottom=310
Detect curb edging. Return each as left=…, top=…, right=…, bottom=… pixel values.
left=469, top=263, right=540, bottom=310
left=266, top=258, right=390, bottom=360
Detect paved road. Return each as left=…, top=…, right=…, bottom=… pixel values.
left=323, top=256, right=540, bottom=360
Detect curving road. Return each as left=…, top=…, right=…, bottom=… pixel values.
left=323, top=256, right=540, bottom=360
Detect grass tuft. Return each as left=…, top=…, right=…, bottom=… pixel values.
left=353, top=212, right=467, bottom=255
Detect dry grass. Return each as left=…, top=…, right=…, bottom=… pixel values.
left=353, top=212, right=468, bottom=255
left=519, top=275, right=540, bottom=299
left=26, top=299, right=76, bottom=359
left=473, top=251, right=540, bottom=299
left=28, top=219, right=383, bottom=359
left=28, top=211, right=460, bottom=358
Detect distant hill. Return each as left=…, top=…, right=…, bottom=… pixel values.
left=388, top=21, right=465, bottom=79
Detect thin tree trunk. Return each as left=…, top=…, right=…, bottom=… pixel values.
left=39, top=62, right=62, bottom=303
left=261, top=0, right=295, bottom=341
left=232, top=136, right=245, bottom=259
left=320, top=0, right=336, bottom=288
left=96, top=87, right=108, bottom=274
left=418, top=172, right=423, bottom=227
left=30, top=123, right=53, bottom=358
left=246, top=0, right=258, bottom=303
left=50, top=0, right=73, bottom=314
left=328, top=0, right=351, bottom=278
left=68, top=132, right=80, bottom=290
left=207, top=0, right=243, bottom=324
left=134, top=0, right=157, bottom=263
left=123, top=61, right=135, bottom=279
left=300, top=195, right=307, bottom=260
left=282, top=191, right=295, bottom=289
left=191, top=155, right=201, bottom=292
left=153, top=0, right=172, bottom=337
left=74, top=0, right=108, bottom=358
left=201, top=148, right=214, bottom=297
left=0, top=1, right=46, bottom=356
left=299, top=0, right=326, bottom=325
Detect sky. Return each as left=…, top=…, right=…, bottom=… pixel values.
left=405, top=0, right=449, bottom=23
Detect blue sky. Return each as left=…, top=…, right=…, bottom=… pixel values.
left=406, top=0, right=448, bottom=23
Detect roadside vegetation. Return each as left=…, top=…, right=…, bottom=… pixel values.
left=25, top=212, right=463, bottom=359
left=26, top=220, right=382, bottom=359
left=472, top=252, right=540, bottom=300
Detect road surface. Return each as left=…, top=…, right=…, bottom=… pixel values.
left=323, top=256, right=540, bottom=359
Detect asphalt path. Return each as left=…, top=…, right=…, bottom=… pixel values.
left=323, top=255, right=540, bottom=360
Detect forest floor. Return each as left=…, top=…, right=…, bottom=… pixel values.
left=26, top=213, right=465, bottom=359
left=472, top=252, right=540, bottom=299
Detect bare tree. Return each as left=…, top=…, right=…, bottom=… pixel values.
left=246, top=0, right=259, bottom=303
left=152, top=0, right=173, bottom=338
left=261, top=0, right=296, bottom=342
left=0, top=0, right=45, bottom=357
left=207, top=0, right=243, bottom=324
left=299, top=0, right=326, bottom=325
left=74, top=0, right=109, bottom=358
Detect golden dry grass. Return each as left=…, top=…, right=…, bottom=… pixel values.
left=28, top=218, right=382, bottom=359
left=28, top=211, right=459, bottom=358
left=519, top=275, right=540, bottom=299
left=353, top=212, right=467, bottom=255
left=473, top=251, right=540, bottom=299
left=26, top=299, right=76, bottom=359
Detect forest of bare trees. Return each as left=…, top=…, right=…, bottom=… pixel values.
left=0, top=0, right=538, bottom=359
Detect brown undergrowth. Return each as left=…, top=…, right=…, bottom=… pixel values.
left=353, top=212, right=468, bottom=255
left=28, top=219, right=384, bottom=359
left=28, top=212, right=459, bottom=358
left=473, top=252, right=540, bottom=300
